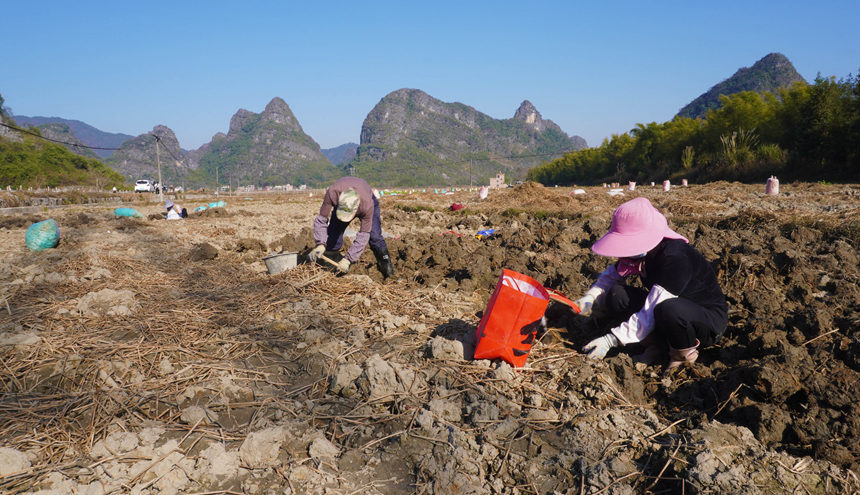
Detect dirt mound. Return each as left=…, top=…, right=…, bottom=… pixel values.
left=234, top=238, right=267, bottom=253
left=269, top=227, right=316, bottom=254
left=0, top=215, right=43, bottom=229
left=192, top=207, right=231, bottom=218
left=189, top=242, right=219, bottom=260
left=66, top=212, right=96, bottom=227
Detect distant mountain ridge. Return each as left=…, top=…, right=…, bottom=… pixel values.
left=677, top=52, right=806, bottom=119
left=350, top=89, right=587, bottom=186
left=35, top=123, right=101, bottom=160
left=10, top=115, right=134, bottom=158
left=97, top=98, right=340, bottom=187
left=322, top=143, right=358, bottom=166
left=5, top=91, right=589, bottom=188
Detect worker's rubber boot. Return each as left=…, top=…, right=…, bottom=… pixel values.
left=374, top=248, right=394, bottom=279
left=666, top=339, right=700, bottom=370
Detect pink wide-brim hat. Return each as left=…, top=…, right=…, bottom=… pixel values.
left=592, top=197, right=688, bottom=258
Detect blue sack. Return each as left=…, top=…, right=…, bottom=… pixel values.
left=114, top=207, right=143, bottom=218
left=194, top=206, right=207, bottom=212
left=25, top=219, right=60, bottom=251
left=476, top=229, right=496, bottom=240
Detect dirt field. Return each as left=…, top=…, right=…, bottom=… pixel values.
left=1, top=182, right=858, bottom=494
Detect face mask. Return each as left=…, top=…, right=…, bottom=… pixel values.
left=616, top=254, right=647, bottom=277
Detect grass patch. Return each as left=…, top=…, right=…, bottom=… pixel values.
left=500, top=207, right=584, bottom=220
left=715, top=210, right=778, bottom=230
left=397, top=204, right=435, bottom=213
left=501, top=208, right=528, bottom=218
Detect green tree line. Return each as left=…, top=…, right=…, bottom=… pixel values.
left=527, top=73, right=860, bottom=185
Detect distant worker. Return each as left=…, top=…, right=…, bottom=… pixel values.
left=575, top=197, right=727, bottom=370
left=308, top=177, right=394, bottom=278
left=164, top=199, right=187, bottom=220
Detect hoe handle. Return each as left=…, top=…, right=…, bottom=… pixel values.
left=318, top=254, right=341, bottom=269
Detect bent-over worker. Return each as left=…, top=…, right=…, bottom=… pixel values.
left=164, top=199, right=187, bottom=220
left=308, top=177, right=394, bottom=278
left=576, top=197, right=727, bottom=370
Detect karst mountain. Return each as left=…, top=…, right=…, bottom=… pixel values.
left=189, top=97, right=338, bottom=187
left=106, top=125, right=192, bottom=186
left=677, top=52, right=806, bottom=119
left=348, top=89, right=587, bottom=186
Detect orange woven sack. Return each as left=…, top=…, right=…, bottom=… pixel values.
left=474, top=269, right=579, bottom=367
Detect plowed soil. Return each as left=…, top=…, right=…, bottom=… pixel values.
left=0, top=182, right=858, bottom=494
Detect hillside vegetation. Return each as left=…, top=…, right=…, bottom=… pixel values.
left=0, top=100, right=126, bottom=189
left=25, top=123, right=101, bottom=161
left=528, top=73, right=860, bottom=185
left=350, top=90, right=586, bottom=187
left=0, top=137, right=126, bottom=190
left=187, top=98, right=339, bottom=188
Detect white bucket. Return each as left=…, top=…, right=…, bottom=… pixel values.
left=663, top=180, right=671, bottom=192
left=628, top=181, right=636, bottom=191
left=682, top=179, right=688, bottom=186
left=766, top=176, right=779, bottom=196
left=263, top=252, right=297, bottom=275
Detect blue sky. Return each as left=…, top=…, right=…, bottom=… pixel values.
left=4, top=1, right=858, bottom=150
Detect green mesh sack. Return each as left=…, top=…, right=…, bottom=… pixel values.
left=114, top=207, right=143, bottom=218
left=25, top=219, right=60, bottom=251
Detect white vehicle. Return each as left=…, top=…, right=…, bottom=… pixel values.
left=134, top=180, right=154, bottom=193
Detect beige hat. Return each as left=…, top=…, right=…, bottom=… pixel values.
left=336, top=188, right=360, bottom=222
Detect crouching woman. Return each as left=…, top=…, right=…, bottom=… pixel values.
left=576, top=197, right=727, bottom=369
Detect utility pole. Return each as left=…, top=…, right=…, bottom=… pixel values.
left=155, top=135, right=163, bottom=203
left=215, top=165, right=219, bottom=193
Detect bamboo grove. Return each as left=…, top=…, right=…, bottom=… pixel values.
left=528, top=74, right=860, bottom=185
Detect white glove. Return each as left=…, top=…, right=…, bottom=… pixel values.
left=308, top=244, right=325, bottom=262
left=336, top=258, right=351, bottom=273
left=574, top=294, right=595, bottom=316
left=575, top=287, right=603, bottom=316
left=582, top=333, right=619, bottom=359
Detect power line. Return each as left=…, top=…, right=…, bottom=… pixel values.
left=0, top=121, right=124, bottom=150
left=150, top=133, right=184, bottom=164
left=1, top=122, right=188, bottom=168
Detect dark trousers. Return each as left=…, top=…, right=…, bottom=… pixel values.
left=325, top=196, right=388, bottom=254
left=604, top=285, right=726, bottom=349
